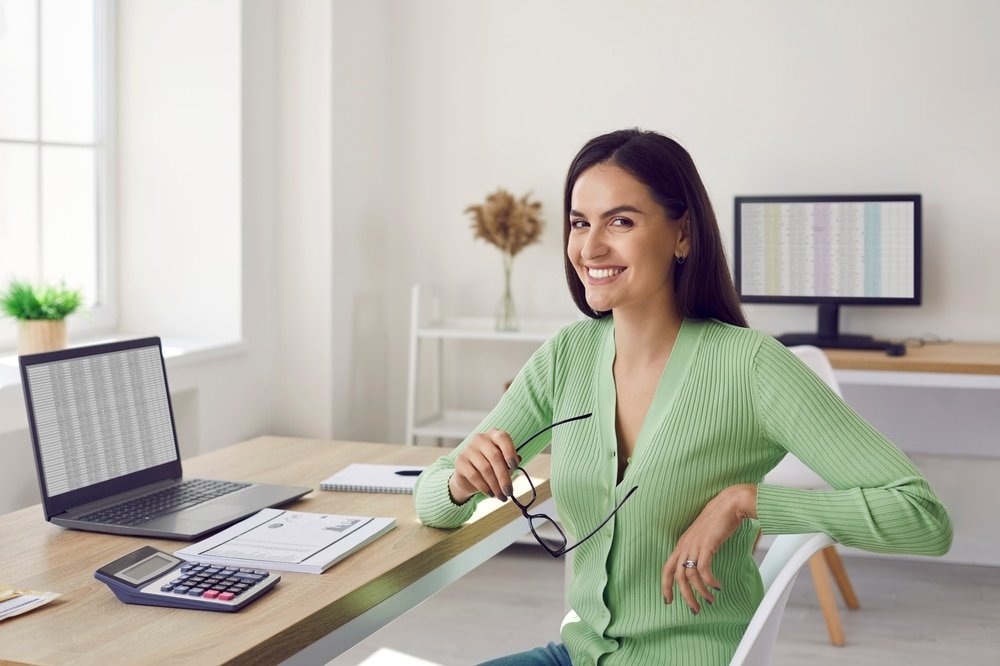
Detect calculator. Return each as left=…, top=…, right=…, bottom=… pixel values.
left=95, top=546, right=280, bottom=611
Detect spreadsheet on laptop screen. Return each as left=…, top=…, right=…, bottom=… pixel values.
left=25, top=345, right=177, bottom=496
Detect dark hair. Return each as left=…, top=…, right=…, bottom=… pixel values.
left=563, top=128, right=748, bottom=328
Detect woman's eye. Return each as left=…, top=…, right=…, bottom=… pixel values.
left=610, top=217, right=634, bottom=227
left=569, top=219, right=588, bottom=229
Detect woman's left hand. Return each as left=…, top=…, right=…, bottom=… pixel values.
left=662, top=484, right=758, bottom=614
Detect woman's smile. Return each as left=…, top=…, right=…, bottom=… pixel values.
left=584, top=266, right=627, bottom=283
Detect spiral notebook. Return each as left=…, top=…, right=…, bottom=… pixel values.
left=320, top=463, right=427, bottom=494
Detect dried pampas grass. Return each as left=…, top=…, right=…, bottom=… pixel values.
left=465, top=189, right=543, bottom=257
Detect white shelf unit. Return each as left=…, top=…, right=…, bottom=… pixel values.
left=405, top=284, right=572, bottom=446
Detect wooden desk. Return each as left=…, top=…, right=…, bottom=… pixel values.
left=0, top=437, right=551, bottom=666
left=825, top=342, right=1000, bottom=389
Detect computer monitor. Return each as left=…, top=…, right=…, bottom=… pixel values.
left=734, top=194, right=921, bottom=349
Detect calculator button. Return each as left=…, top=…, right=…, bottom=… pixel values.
left=160, top=584, right=175, bottom=592
left=211, top=586, right=227, bottom=592
left=224, top=577, right=238, bottom=583
left=187, top=587, right=206, bottom=596
left=220, top=569, right=236, bottom=576
left=239, top=568, right=254, bottom=573
left=218, top=592, right=235, bottom=601
left=254, top=570, right=268, bottom=575
left=202, top=590, right=220, bottom=599
left=173, top=586, right=190, bottom=594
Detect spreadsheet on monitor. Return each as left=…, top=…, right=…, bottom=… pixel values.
left=738, top=200, right=916, bottom=299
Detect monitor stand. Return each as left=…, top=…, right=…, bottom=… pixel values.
left=777, top=304, right=888, bottom=351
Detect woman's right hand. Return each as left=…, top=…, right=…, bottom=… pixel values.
left=448, top=429, right=521, bottom=505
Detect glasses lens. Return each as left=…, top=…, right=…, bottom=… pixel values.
left=511, top=471, right=536, bottom=509
left=529, top=514, right=567, bottom=552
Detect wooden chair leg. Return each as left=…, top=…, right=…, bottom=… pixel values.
left=807, top=551, right=846, bottom=646
left=822, top=545, right=860, bottom=610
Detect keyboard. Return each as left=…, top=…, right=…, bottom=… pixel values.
left=78, top=479, right=251, bottom=527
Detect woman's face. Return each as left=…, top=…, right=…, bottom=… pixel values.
left=567, top=163, right=689, bottom=315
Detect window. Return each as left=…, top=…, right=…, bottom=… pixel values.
left=0, top=0, right=113, bottom=348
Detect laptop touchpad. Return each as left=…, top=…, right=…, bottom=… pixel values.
left=184, top=504, right=251, bottom=524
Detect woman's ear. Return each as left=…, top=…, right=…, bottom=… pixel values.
left=676, top=212, right=692, bottom=259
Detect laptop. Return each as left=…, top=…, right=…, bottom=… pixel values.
left=19, top=336, right=310, bottom=540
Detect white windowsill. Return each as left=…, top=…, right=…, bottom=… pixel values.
left=0, top=334, right=246, bottom=399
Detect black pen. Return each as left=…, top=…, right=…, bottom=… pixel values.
left=394, top=469, right=423, bottom=476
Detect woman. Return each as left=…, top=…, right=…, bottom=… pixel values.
left=414, top=129, right=952, bottom=665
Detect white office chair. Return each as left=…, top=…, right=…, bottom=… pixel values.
left=761, top=345, right=860, bottom=646
left=730, top=532, right=836, bottom=665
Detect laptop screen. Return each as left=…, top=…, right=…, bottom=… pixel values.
left=23, top=341, right=179, bottom=498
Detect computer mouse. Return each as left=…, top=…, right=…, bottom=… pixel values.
left=885, top=342, right=906, bottom=357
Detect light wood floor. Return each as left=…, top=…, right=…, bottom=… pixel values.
left=330, top=545, right=1000, bottom=665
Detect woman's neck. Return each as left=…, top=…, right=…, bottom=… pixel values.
left=612, top=302, right=684, bottom=367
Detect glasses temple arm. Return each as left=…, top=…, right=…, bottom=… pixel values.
left=559, top=485, right=639, bottom=556
left=514, top=412, right=593, bottom=453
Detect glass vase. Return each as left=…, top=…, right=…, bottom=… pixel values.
left=496, top=254, right=518, bottom=332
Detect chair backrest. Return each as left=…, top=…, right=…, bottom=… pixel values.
left=788, top=345, right=843, bottom=398
left=729, top=532, right=835, bottom=666
left=764, top=345, right=841, bottom=489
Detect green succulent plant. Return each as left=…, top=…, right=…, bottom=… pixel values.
left=0, top=280, right=83, bottom=321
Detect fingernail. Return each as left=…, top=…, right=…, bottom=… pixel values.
left=504, top=484, right=513, bottom=497
left=663, top=595, right=669, bottom=604
left=706, top=599, right=714, bottom=606
left=690, top=607, right=699, bottom=616
left=487, top=490, right=495, bottom=498
left=497, top=493, right=507, bottom=502
left=517, top=454, right=523, bottom=464
left=507, top=458, right=518, bottom=470
left=711, top=585, right=722, bottom=592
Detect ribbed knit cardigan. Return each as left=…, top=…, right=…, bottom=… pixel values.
left=414, top=316, right=952, bottom=665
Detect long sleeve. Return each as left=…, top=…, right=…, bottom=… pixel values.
left=413, top=330, right=558, bottom=528
left=753, top=335, right=953, bottom=556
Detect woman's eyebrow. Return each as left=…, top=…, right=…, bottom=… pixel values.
left=569, top=204, right=645, bottom=219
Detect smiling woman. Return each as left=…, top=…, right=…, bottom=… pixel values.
left=562, top=130, right=747, bottom=328
left=414, top=128, right=952, bottom=666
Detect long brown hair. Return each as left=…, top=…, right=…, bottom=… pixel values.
left=563, top=129, right=748, bottom=327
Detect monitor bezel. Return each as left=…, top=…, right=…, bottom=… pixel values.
left=733, top=194, right=922, bottom=306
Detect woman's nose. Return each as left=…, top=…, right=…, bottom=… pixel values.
left=581, top=227, right=608, bottom=260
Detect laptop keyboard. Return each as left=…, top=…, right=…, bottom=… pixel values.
left=77, top=479, right=251, bottom=527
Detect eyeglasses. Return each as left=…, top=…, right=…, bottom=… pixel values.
left=511, top=413, right=639, bottom=558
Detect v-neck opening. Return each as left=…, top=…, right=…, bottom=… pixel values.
left=598, top=317, right=705, bottom=489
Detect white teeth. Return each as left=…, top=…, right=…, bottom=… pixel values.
left=587, top=267, right=623, bottom=279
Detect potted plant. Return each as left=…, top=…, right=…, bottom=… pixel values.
left=465, top=188, right=544, bottom=331
left=0, top=280, right=83, bottom=355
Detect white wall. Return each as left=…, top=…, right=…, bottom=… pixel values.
left=270, top=1, right=336, bottom=439
left=117, top=0, right=242, bottom=341
left=328, top=0, right=394, bottom=442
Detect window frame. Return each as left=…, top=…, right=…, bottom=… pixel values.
left=0, top=0, right=116, bottom=351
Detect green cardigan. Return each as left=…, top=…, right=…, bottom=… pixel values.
left=414, top=317, right=952, bottom=665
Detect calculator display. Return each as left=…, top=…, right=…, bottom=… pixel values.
left=118, top=553, right=176, bottom=585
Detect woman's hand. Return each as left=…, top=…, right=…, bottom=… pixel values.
left=662, top=484, right=758, bottom=614
left=448, top=429, right=521, bottom=505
